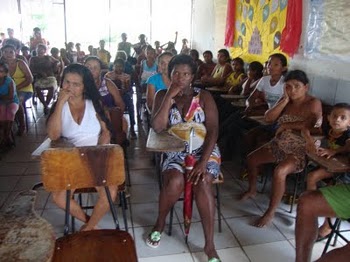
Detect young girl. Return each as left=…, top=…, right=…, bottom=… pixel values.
left=240, top=70, right=322, bottom=227
left=0, top=61, right=18, bottom=147
left=240, top=61, right=264, bottom=97
left=226, top=57, right=246, bottom=94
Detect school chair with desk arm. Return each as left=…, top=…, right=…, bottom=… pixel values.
left=40, top=144, right=129, bottom=234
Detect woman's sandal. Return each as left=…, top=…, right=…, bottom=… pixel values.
left=146, top=231, right=161, bottom=248
left=208, top=258, right=221, bottom=262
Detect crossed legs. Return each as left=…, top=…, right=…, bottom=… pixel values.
left=52, top=185, right=118, bottom=231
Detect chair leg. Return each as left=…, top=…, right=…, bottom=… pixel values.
left=322, top=218, right=341, bottom=255
left=215, top=184, right=222, bottom=233
left=168, top=207, right=174, bottom=236
left=64, top=190, right=71, bottom=236
left=105, top=187, right=120, bottom=230
left=290, top=173, right=300, bottom=213
left=123, top=145, right=131, bottom=187
left=119, top=191, right=129, bottom=232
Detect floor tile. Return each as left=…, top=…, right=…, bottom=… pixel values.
left=243, top=240, right=295, bottom=262
left=187, top=221, right=239, bottom=253
left=192, top=248, right=250, bottom=262
left=0, top=176, right=21, bottom=192
left=129, top=184, right=159, bottom=204
left=131, top=202, right=177, bottom=228
left=139, top=253, right=194, bottom=262
left=220, top=196, right=262, bottom=219
left=226, top=216, right=286, bottom=246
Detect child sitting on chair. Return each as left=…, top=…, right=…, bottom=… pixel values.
left=306, top=103, right=350, bottom=241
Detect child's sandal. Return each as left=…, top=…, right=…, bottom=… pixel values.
left=146, top=231, right=161, bottom=248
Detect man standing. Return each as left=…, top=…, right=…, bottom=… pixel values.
left=3, top=28, right=22, bottom=52
left=117, top=33, right=132, bottom=58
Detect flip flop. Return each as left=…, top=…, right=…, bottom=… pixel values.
left=146, top=231, right=161, bottom=248
left=208, top=258, right=221, bottom=262
left=316, top=233, right=331, bottom=242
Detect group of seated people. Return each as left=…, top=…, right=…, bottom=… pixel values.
left=1, top=27, right=350, bottom=261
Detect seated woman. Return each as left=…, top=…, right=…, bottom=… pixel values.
left=145, top=51, right=173, bottom=112
left=105, top=58, right=136, bottom=138
left=29, top=44, right=59, bottom=114
left=46, top=64, right=115, bottom=231
left=0, top=61, right=18, bottom=147
left=147, top=55, right=221, bottom=262
left=1, top=44, right=33, bottom=135
left=226, top=57, right=246, bottom=94
left=200, top=49, right=233, bottom=88
left=84, top=56, right=125, bottom=112
left=243, top=53, right=289, bottom=155
left=240, top=70, right=322, bottom=227
left=85, top=56, right=127, bottom=143
left=240, top=61, right=264, bottom=97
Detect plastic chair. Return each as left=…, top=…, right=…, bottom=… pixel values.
left=40, top=144, right=127, bottom=235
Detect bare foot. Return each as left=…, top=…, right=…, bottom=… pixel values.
left=253, top=213, right=274, bottom=228
left=80, top=223, right=99, bottom=231
left=318, top=223, right=332, bottom=238
left=239, top=191, right=256, bottom=201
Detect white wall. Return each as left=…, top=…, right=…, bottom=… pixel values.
left=191, top=0, right=350, bottom=105
left=191, top=0, right=227, bottom=57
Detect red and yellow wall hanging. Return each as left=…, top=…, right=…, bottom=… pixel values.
left=225, top=0, right=302, bottom=63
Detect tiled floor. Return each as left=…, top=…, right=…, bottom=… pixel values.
left=0, top=104, right=348, bottom=262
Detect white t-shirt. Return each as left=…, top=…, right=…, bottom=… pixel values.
left=256, top=75, right=284, bottom=108
left=61, top=100, right=101, bottom=146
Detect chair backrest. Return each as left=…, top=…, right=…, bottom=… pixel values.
left=108, top=107, right=127, bottom=146
left=52, top=229, right=138, bottom=262
left=41, top=144, right=125, bottom=191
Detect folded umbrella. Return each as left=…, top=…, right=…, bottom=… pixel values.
left=183, top=127, right=195, bottom=243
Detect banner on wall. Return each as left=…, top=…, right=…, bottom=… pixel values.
left=305, top=0, right=350, bottom=62
left=226, top=0, right=302, bottom=63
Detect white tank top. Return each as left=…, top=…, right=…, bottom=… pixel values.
left=61, top=100, right=101, bottom=146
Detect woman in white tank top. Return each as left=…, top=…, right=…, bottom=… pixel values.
left=46, top=64, right=115, bottom=231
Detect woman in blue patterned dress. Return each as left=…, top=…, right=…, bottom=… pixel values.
left=146, top=55, right=221, bottom=262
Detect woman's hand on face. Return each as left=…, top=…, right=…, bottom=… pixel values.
left=167, top=82, right=183, bottom=98
left=282, top=85, right=290, bottom=104
left=57, top=89, right=72, bottom=104
left=187, top=159, right=207, bottom=185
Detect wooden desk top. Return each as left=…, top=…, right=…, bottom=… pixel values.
left=146, top=128, right=185, bottom=152
left=221, top=94, right=246, bottom=101
left=31, top=137, right=74, bottom=159
left=307, top=152, right=350, bottom=173
left=0, top=190, right=55, bottom=261
left=231, top=100, right=246, bottom=108
left=205, top=87, right=228, bottom=93
left=247, top=115, right=270, bottom=126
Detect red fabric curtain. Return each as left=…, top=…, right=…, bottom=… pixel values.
left=224, top=0, right=236, bottom=47
left=280, top=0, right=302, bottom=56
